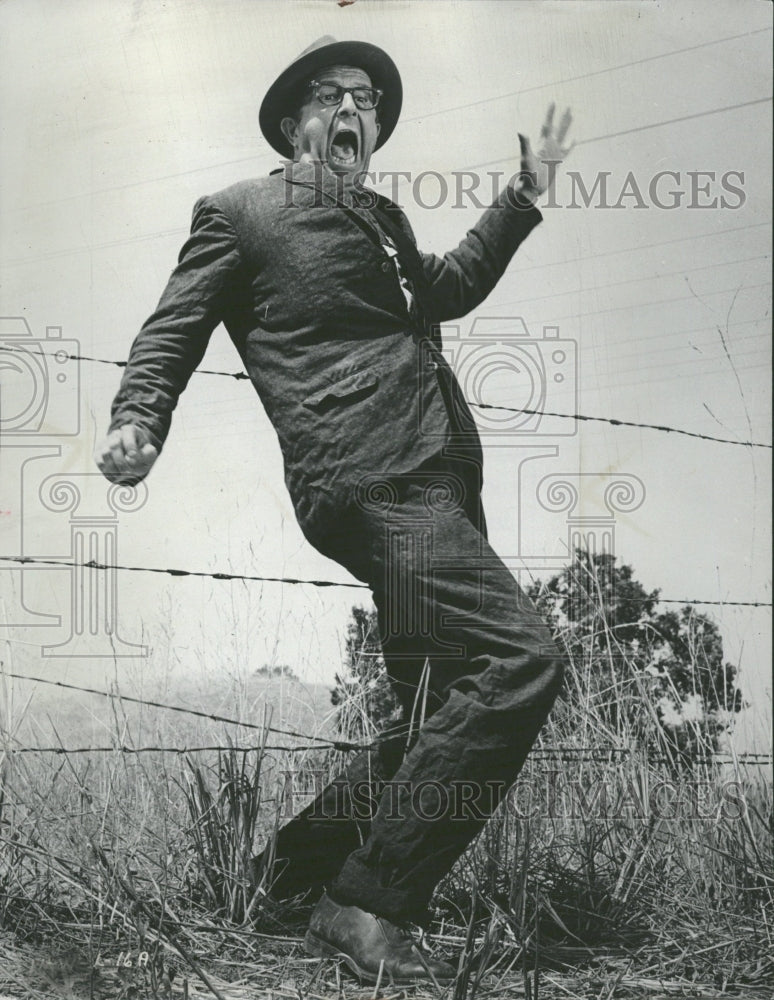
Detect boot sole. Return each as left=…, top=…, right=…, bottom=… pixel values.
left=304, top=929, right=450, bottom=986
left=304, top=929, right=381, bottom=984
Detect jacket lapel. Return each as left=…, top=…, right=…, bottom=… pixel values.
left=280, top=162, right=435, bottom=337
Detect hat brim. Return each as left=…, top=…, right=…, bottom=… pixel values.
left=259, top=39, right=402, bottom=159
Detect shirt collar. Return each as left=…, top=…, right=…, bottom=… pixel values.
left=279, top=159, right=377, bottom=209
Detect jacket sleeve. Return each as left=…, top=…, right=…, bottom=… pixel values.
left=108, top=196, right=242, bottom=452
left=420, top=190, right=542, bottom=323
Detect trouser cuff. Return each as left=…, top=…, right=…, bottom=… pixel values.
left=329, top=857, right=432, bottom=928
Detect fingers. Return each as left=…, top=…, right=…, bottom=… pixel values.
left=94, top=426, right=158, bottom=483
left=121, top=424, right=140, bottom=463
left=556, top=107, right=573, bottom=146
left=94, top=443, right=128, bottom=483
left=107, top=430, right=128, bottom=472
left=541, top=102, right=556, bottom=138
left=539, top=104, right=573, bottom=150
left=518, top=132, right=537, bottom=175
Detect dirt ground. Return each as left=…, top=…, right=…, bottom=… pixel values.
left=2, top=931, right=772, bottom=1000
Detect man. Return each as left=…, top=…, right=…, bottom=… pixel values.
left=96, top=36, right=573, bottom=985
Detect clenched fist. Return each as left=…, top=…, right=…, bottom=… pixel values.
left=94, top=424, right=158, bottom=484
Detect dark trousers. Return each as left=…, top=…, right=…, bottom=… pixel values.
left=263, top=453, right=564, bottom=925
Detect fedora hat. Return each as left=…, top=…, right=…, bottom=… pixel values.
left=259, top=36, right=402, bottom=158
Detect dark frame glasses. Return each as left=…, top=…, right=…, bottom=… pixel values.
left=308, top=80, right=383, bottom=111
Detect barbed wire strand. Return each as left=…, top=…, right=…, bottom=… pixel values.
left=467, top=401, right=769, bottom=449
left=0, top=671, right=367, bottom=752
left=1, top=743, right=324, bottom=755
left=0, top=554, right=366, bottom=590
left=4, top=344, right=771, bottom=450
left=1, top=735, right=769, bottom=765
left=0, top=670, right=772, bottom=763
left=0, top=554, right=770, bottom=607
left=2, top=743, right=770, bottom=762
left=9, top=330, right=773, bottom=430
left=5, top=672, right=771, bottom=764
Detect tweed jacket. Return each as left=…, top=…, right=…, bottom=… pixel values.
left=109, top=161, right=542, bottom=539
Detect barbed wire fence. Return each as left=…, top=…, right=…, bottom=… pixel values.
left=1, top=671, right=771, bottom=764
left=1, top=339, right=771, bottom=763
left=0, top=34, right=771, bottom=1000
left=1, top=27, right=771, bottom=767
left=5, top=343, right=773, bottom=450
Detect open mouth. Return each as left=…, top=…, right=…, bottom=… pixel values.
left=329, top=128, right=359, bottom=167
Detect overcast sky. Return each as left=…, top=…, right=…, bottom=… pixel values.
left=1, top=0, right=771, bottom=751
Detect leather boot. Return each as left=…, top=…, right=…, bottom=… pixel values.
left=305, top=892, right=455, bottom=985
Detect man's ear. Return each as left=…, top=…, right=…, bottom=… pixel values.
left=280, top=116, right=299, bottom=148
left=376, top=121, right=381, bottom=137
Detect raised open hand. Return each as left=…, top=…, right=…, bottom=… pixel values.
left=518, top=104, right=574, bottom=197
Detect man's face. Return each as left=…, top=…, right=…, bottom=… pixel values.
left=280, top=65, right=381, bottom=185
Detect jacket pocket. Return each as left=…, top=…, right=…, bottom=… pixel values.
left=302, top=367, right=379, bottom=411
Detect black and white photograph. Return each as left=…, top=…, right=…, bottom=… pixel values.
left=0, top=1, right=771, bottom=997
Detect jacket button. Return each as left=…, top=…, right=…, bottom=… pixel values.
left=381, top=261, right=392, bottom=272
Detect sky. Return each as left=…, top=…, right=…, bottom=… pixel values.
left=0, top=0, right=771, bottom=752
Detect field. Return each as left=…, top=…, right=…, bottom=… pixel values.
left=1, top=614, right=772, bottom=1000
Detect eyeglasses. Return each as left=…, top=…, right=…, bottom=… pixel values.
left=308, top=80, right=382, bottom=111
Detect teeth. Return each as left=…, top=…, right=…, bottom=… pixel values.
left=330, top=130, right=358, bottom=166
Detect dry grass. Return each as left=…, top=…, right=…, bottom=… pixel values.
left=0, top=572, right=772, bottom=999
